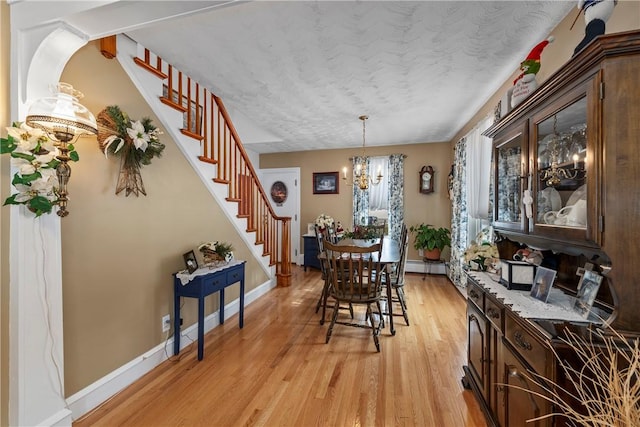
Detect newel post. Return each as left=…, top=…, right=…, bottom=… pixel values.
left=276, top=217, right=292, bottom=287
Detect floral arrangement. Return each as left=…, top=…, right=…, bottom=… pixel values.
left=198, top=241, right=234, bottom=264
left=97, top=105, right=164, bottom=196
left=1, top=123, right=76, bottom=216
left=463, top=242, right=499, bottom=271
left=341, top=225, right=381, bottom=241
left=315, top=213, right=334, bottom=229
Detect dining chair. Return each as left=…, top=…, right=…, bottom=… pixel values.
left=323, top=240, right=385, bottom=351
left=368, top=218, right=386, bottom=238
left=314, top=224, right=353, bottom=324
left=326, top=225, right=339, bottom=244
left=381, top=224, right=410, bottom=325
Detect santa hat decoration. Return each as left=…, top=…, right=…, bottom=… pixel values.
left=525, top=36, right=555, bottom=62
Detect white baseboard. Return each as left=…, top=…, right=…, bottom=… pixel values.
left=405, top=258, right=448, bottom=275
left=66, top=278, right=276, bottom=421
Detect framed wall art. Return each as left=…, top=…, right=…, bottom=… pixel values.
left=270, top=181, right=288, bottom=206
left=313, top=172, right=339, bottom=194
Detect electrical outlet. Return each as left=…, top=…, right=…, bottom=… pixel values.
left=162, top=314, right=171, bottom=333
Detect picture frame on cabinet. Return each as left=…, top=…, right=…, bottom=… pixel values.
left=307, top=223, right=316, bottom=235
left=574, top=270, right=603, bottom=318
left=183, top=250, right=199, bottom=274
left=530, top=266, right=557, bottom=303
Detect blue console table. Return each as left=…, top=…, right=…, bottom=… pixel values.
left=173, top=260, right=246, bottom=360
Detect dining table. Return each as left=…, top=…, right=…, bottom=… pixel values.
left=318, top=236, right=401, bottom=335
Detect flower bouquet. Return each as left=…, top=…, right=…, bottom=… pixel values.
left=463, top=242, right=499, bottom=272
left=1, top=123, right=74, bottom=216
left=97, top=105, right=164, bottom=197
left=315, top=213, right=334, bottom=230
left=198, top=241, right=234, bottom=266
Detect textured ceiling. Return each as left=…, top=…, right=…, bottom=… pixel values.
left=126, top=1, right=574, bottom=153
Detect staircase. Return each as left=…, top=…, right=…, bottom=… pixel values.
left=109, top=35, right=291, bottom=286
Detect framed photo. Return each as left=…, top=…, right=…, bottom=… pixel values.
left=576, top=262, right=594, bottom=291
left=183, top=250, right=199, bottom=274
left=307, top=223, right=316, bottom=235
left=163, top=85, right=203, bottom=135
left=530, top=266, right=557, bottom=303
left=574, top=270, right=603, bottom=318
left=313, top=172, right=339, bottom=194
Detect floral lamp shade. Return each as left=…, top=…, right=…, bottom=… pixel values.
left=26, top=82, right=97, bottom=138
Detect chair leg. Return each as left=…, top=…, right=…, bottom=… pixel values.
left=315, top=281, right=325, bottom=313
left=318, top=279, right=331, bottom=325
left=368, top=303, right=381, bottom=352
left=325, top=300, right=339, bottom=344
left=396, top=286, right=410, bottom=326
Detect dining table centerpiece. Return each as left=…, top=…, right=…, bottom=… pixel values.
left=341, top=225, right=381, bottom=245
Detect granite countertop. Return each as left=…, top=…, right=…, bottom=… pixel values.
left=466, top=271, right=603, bottom=325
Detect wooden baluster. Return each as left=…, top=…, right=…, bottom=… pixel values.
left=134, top=47, right=292, bottom=285
left=134, top=47, right=167, bottom=79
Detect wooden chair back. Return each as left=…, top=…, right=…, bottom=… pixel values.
left=323, top=240, right=384, bottom=303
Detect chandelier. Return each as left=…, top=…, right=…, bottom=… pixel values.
left=539, top=115, right=585, bottom=187
left=342, top=115, right=383, bottom=190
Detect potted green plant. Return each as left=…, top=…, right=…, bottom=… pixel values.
left=409, top=223, right=451, bottom=260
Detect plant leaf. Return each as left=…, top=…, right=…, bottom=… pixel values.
left=3, top=194, right=20, bottom=206
left=12, top=171, right=41, bottom=186
left=28, top=196, right=54, bottom=216
left=0, top=136, right=17, bottom=154
left=10, top=151, right=36, bottom=161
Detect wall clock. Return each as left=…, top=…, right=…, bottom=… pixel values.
left=419, top=166, right=434, bottom=194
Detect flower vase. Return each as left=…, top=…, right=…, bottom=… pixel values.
left=115, top=148, right=146, bottom=197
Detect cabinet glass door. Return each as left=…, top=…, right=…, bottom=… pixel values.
left=493, top=124, right=527, bottom=232
left=535, top=97, right=587, bottom=229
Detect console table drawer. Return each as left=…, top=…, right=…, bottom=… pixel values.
left=504, top=312, right=550, bottom=375
left=226, top=265, right=244, bottom=283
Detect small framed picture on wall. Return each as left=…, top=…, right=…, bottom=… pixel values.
left=313, top=172, right=339, bottom=194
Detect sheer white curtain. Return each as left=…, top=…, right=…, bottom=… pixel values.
left=466, top=116, right=493, bottom=219
left=466, top=115, right=493, bottom=238
left=368, top=157, right=389, bottom=211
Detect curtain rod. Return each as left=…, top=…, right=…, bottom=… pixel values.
left=347, top=154, right=407, bottom=161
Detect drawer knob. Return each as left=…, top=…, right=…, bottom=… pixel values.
left=469, top=289, right=480, bottom=299
left=514, top=331, right=533, bottom=351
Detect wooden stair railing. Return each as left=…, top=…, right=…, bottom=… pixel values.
left=130, top=45, right=291, bottom=287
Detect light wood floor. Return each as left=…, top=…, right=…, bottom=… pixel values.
left=74, top=266, right=487, bottom=427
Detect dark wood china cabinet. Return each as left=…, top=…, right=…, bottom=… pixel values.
left=463, top=31, right=640, bottom=426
